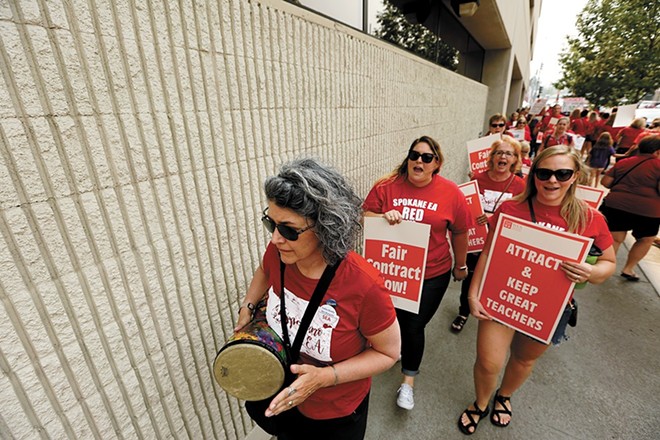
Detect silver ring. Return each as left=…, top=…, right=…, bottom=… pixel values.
left=287, top=387, right=296, bottom=396
left=288, top=400, right=293, bottom=407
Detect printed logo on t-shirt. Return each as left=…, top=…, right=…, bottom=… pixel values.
left=537, top=222, right=565, bottom=232
left=266, top=287, right=339, bottom=363
left=481, top=190, right=513, bottom=213
left=392, top=198, right=438, bottom=221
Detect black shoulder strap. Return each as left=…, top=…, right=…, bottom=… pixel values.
left=609, top=157, right=653, bottom=189
left=527, top=198, right=537, bottom=224
left=279, top=258, right=341, bottom=363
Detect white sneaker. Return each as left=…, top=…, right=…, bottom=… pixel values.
left=396, top=384, right=414, bottom=410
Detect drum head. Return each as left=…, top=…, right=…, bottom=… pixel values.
left=214, top=343, right=285, bottom=401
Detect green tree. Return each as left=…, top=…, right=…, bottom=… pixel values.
left=375, top=1, right=458, bottom=71
left=556, top=0, right=659, bottom=107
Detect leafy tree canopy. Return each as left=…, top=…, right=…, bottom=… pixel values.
left=556, top=0, right=659, bottom=107
left=375, top=0, right=458, bottom=71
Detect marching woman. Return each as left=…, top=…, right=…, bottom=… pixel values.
left=538, top=117, right=576, bottom=154
left=363, top=136, right=472, bottom=410
left=451, top=136, right=526, bottom=333
left=458, top=146, right=615, bottom=435
left=236, top=158, right=400, bottom=440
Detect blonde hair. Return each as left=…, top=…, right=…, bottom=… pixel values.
left=631, top=117, right=646, bottom=129
left=514, top=146, right=590, bottom=233
left=487, top=135, right=521, bottom=173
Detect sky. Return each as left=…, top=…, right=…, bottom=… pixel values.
left=530, top=0, right=589, bottom=87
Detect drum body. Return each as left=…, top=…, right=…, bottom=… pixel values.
left=214, top=314, right=287, bottom=401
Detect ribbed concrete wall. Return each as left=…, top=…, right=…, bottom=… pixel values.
left=0, top=0, right=487, bottom=438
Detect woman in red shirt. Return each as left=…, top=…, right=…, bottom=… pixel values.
left=237, top=159, right=400, bottom=439
left=538, top=117, right=575, bottom=153
left=615, top=118, right=646, bottom=157
left=458, top=147, right=615, bottom=435
left=452, top=136, right=526, bottom=333
left=364, top=136, right=471, bottom=411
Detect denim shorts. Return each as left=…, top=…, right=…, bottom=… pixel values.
left=550, top=300, right=575, bottom=345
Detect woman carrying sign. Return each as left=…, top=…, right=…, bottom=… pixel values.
left=458, top=146, right=615, bottom=435
left=236, top=158, right=400, bottom=440
left=452, top=136, right=526, bottom=333
left=538, top=117, right=576, bottom=154
left=363, top=136, right=471, bottom=411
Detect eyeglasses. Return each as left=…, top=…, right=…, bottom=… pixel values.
left=493, top=150, right=515, bottom=157
left=261, top=208, right=314, bottom=241
left=491, top=123, right=506, bottom=128
left=534, top=168, right=575, bottom=182
left=408, top=150, right=437, bottom=163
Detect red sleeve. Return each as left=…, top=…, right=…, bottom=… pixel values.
left=449, top=187, right=473, bottom=233
left=363, top=182, right=386, bottom=213
left=587, top=209, right=614, bottom=251
left=358, top=271, right=397, bottom=337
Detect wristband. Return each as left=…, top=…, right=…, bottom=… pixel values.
left=239, top=302, right=255, bottom=315
left=331, top=365, right=339, bottom=386
left=456, top=265, right=468, bottom=271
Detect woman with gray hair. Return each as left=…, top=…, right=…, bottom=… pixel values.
left=235, top=158, right=400, bottom=440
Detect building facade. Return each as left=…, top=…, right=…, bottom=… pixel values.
left=0, top=0, right=532, bottom=439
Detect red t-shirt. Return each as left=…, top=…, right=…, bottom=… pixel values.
left=489, top=200, right=613, bottom=252
left=604, top=155, right=660, bottom=218
left=634, top=130, right=659, bottom=145
left=570, top=117, right=588, bottom=136
left=262, top=243, right=396, bottom=420
left=543, top=132, right=573, bottom=148
left=363, top=175, right=472, bottom=277
left=473, top=172, right=526, bottom=213
left=540, top=113, right=563, bottom=132
left=616, top=126, right=645, bottom=150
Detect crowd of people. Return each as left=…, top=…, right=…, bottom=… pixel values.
left=228, top=104, right=658, bottom=439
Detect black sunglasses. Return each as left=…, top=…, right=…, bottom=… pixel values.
left=534, top=168, right=575, bottom=182
left=491, top=123, right=506, bottom=128
left=408, top=150, right=437, bottom=163
left=261, top=208, right=314, bottom=241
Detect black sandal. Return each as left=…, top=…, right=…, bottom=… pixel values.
left=451, top=315, right=468, bottom=333
left=490, top=390, right=512, bottom=427
left=458, top=401, right=489, bottom=435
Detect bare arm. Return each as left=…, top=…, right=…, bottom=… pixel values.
left=560, top=245, right=616, bottom=284
left=600, top=174, right=614, bottom=188
left=450, top=231, right=469, bottom=281
left=234, top=265, right=269, bottom=331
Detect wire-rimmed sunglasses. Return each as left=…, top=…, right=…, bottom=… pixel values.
left=534, top=168, right=575, bottom=182
left=261, top=208, right=314, bottom=241
left=408, top=150, right=437, bottom=164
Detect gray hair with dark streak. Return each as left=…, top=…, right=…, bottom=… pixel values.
left=264, top=158, right=362, bottom=265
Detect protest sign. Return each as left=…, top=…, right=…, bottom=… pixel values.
left=521, top=165, right=530, bottom=179
left=530, top=98, right=547, bottom=116
left=573, top=135, right=586, bottom=151
left=363, top=217, right=430, bottom=314
left=613, top=104, right=637, bottom=127
left=575, top=185, right=606, bottom=209
left=477, top=214, right=592, bottom=344
left=510, top=129, right=525, bottom=141
left=467, top=134, right=500, bottom=175
left=561, top=97, right=588, bottom=113
left=458, top=181, right=488, bottom=253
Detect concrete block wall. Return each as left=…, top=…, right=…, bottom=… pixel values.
left=0, top=0, right=487, bottom=438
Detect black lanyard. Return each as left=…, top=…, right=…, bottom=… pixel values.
left=527, top=198, right=537, bottom=224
